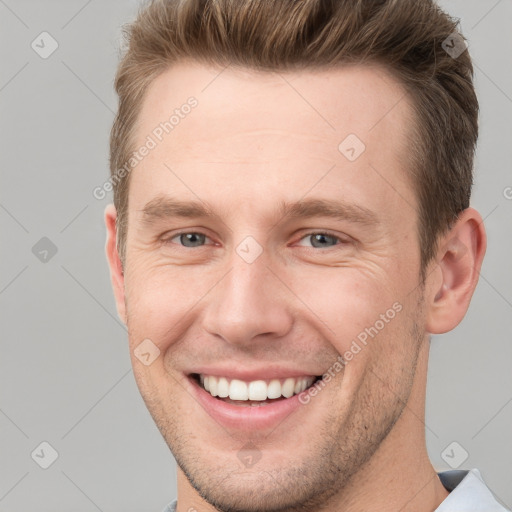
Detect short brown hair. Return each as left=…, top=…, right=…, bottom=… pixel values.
left=110, top=0, right=478, bottom=275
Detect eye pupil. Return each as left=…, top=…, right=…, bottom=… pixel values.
left=310, top=233, right=337, bottom=248
left=181, top=233, right=205, bottom=247
left=173, top=232, right=340, bottom=249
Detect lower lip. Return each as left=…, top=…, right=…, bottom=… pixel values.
left=186, top=375, right=308, bottom=431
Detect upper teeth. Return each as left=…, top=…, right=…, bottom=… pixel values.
left=199, top=375, right=316, bottom=401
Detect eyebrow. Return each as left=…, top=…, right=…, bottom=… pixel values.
left=140, top=195, right=379, bottom=227
left=278, top=198, right=378, bottom=226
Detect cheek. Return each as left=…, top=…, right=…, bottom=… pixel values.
left=124, top=266, right=188, bottom=402
left=124, top=261, right=213, bottom=350
left=291, top=266, right=405, bottom=352
left=124, top=246, right=418, bottom=360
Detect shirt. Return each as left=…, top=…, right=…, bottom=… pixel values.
left=161, top=468, right=510, bottom=511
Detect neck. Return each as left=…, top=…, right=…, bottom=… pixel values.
left=315, top=339, right=449, bottom=512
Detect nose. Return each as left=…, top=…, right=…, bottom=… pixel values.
left=200, top=248, right=294, bottom=346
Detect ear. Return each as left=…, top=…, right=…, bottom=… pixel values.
left=425, top=207, right=487, bottom=334
left=105, top=204, right=127, bottom=324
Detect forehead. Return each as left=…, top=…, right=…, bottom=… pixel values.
left=129, top=60, right=417, bottom=224
left=138, top=60, right=413, bottom=145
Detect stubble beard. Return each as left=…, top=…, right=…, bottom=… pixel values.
left=138, top=307, right=425, bottom=512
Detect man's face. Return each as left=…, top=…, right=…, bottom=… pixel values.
left=120, top=62, right=429, bottom=510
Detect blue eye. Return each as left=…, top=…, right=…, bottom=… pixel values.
left=297, top=232, right=342, bottom=248
left=169, top=232, right=208, bottom=248
left=164, top=231, right=345, bottom=250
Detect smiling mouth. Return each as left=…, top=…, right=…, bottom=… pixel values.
left=190, top=373, right=323, bottom=406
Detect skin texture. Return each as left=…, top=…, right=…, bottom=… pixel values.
left=105, top=61, right=486, bottom=512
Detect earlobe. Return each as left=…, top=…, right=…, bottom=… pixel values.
left=104, top=204, right=127, bottom=324
left=425, top=208, right=486, bottom=334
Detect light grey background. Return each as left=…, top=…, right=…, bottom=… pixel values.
left=1, top=1, right=511, bottom=510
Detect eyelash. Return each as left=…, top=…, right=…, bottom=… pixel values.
left=297, top=231, right=349, bottom=248
left=163, top=230, right=348, bottom=249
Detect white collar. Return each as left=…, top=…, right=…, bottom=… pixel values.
left=435, top=468, right=509, bottom=511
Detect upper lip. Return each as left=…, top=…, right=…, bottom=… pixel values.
left=187, top=366, right=321, bottom=381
